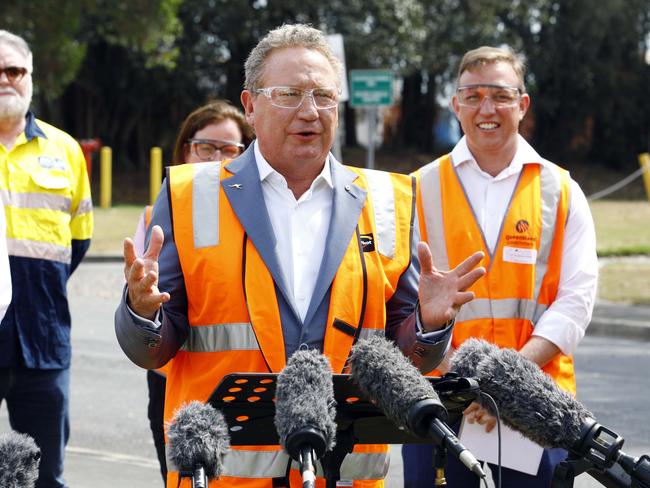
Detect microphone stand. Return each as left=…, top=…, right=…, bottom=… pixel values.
left=434, top=445, right=448, bottom=486
left=552, top=418, right=650, bottom=488
left=178, top=466, right=207, bottom=488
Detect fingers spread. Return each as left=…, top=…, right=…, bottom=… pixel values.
left=454, top=250, right=485, bottom=277
left=145, top=225, right=165, bottom=261
left=458, top=268, right=486, bottom=291
left=417, top=241, right=434, bottom=274
left=123, top=237, right=137, bottom=266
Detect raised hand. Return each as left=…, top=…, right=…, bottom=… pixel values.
left=123, top=225, right=170, bottom=320
left=417, top=242, right=485, bottom=332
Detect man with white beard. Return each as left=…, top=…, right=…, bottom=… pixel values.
left=0, top=30, right=93, bottom=488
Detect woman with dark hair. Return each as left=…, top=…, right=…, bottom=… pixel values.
left=132, top=99, right=253, bottom=485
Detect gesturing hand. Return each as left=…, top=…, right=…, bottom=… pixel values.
left=417, top=242, right=485, bottom=332
left=123, top=225, right=170, bottom=320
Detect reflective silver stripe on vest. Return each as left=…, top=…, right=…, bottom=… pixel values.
left=457, top=298, right=549, bottom=324
left=534, top=165, right=563, bottom=301
left=6, top=238, right=71, bottom=264
left=418, top=163, right=450, bottom=271
left=180, top=322, right=260, bottom=353
left=362, top=169, right=396, bottom=259
left=358, top=328, right=385, bottom=341
left=73, top=197, right=93, bottom=217
left=0, top=189, right=72, bottom=213
left=167, top=448, right=388, bottom=480
left=192, top=162, right=221, bottom=248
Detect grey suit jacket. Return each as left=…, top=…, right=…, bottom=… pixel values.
left=115, top=145, right=452, bottom=373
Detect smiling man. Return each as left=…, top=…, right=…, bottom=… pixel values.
left=405, top=46, right=598, bottom=488
left=115, top=24, right=486, bottom=488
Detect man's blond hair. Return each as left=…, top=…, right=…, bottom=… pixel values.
left=457, top=46, right=526, bottom=91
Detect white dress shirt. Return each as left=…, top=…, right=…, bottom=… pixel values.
left=0, top=199, right=12, bottom=322
left=449, top=135, right=598, bottom=355
left=254, top=142, right=333, bottom=322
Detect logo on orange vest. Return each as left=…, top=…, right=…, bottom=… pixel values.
left=359, top=233, right=375, bottom=252
left=515, top=219, right=529, bottom=233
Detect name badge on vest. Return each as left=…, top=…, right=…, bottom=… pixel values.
left=503, top=246, right=537, bottom=265
left=38, top=156, right=67, bottom=171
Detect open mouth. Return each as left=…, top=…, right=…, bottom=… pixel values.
left=477, top=122, right=499, bottom=130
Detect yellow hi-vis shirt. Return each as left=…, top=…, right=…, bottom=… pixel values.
left=0, top=112, right=93, bottom=368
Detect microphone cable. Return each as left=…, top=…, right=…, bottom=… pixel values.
left=477, top=391, right=502, bottom=488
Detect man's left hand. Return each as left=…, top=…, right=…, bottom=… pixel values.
left=464, top=401, right=497, bottom=433
left=417, top=242, right=485, bottom=332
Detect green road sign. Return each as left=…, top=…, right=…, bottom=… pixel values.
left=350, top=70, right=393, bottom=107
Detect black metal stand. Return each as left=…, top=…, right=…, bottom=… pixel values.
left=434, top=445, right=448, bottom=486
left=207, top=372, right=479, bottom=484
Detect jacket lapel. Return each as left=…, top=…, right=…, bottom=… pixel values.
left=303, top=156, right=366, bottom=327
left=222, top=148, right=298, bottom=319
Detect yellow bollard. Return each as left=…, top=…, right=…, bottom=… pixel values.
left=639, top=153, right=650, bottom=204
left=100, top=146, right=112, bottom=209
left=150, top=147, right=163, bottom=205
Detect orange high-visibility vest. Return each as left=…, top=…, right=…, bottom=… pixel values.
left=166, top=160, right=416, bottom=487
left=414, top=155, right=574, bottom=393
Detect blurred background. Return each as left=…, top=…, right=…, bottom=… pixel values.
left=4, top=0, right=649, bottom=202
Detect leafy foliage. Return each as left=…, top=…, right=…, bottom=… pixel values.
left=3, top=0, right=648, bottom=174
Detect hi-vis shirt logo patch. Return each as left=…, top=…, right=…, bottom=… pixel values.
left=359, top=233, right=375, bottom=252
left=505, top=219, right=536, bottom=248
left=38, top=156, right=67, bottom=171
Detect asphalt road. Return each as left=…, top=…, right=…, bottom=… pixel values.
left=1, top=261, right=648, bottom=487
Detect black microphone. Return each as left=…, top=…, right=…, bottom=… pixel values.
left=450, top=339, right=650, bottom=486
left=275, top=349, right=337, bottom=488
left=167, top=400, right=230, bottom=487
left=349, top=335, right=486, bottom=479
left=0, top=431, right=41, bottom=488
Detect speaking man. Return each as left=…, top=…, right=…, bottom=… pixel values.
left=115, top=24, right=485, bottom=487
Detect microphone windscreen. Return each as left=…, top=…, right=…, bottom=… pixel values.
left=449, top=338, right=496, bottom=379
left=350, top=335, right=442, bottom=431
left=167, top=400, right=230, bottom=480
left=0, top=431, right=41, bottom=488
left=274, top=348, right=336, bottom=452
left=473, top=343, right=592, bottom=450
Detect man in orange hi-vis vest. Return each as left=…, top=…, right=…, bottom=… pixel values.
left=404, top=46, right=598, bottom=488
left=115, top=24, right=487, bottom=488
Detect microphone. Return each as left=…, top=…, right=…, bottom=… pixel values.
left=0, top=431, right=41, bottom=488
left=167, top=400, right=230, bottom=487
left=450, top=339, right=650, bottom=486
left=349, top=335, right=486, bottom=479
left=274, top=349, right=337, bottom=488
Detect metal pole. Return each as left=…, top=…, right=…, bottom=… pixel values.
left=367, top=107, right=376, bottom=169
left=639, top=152, right=650, bottom=204
left=150, top=147, right=163, bottom=205
left=100, top=146, right=112, bottom=209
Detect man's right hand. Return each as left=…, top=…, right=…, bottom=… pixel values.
left=123, top=225, right=170, bottom=320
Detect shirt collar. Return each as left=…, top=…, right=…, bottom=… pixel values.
left=24, top=111, right=47, bottom=141
left=450, top=134, right=548, bottom=178
left=253, top=139, right=334, bottom=189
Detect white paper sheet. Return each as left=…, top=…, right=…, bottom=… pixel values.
left=459, top=417, right=544, bottom=475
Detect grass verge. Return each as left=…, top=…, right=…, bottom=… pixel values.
left=590, top=200, right=650, bottom=256
left=89, top=205, right=143, bottom=255
left=88, top=201, right=650, bottom=303
left=598, top=260, right=650, bottom=305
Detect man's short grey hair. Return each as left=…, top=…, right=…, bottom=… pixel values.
left=0, top=30, right=33, bottom=72
left=244, top=24, right=342, bottom=91
left=457, top=45, right=526, bottom=92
